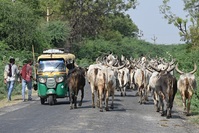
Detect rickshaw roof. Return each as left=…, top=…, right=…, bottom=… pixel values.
left=37, top=53, right=75, bottom=61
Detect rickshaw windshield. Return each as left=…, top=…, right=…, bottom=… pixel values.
left=38, top=59, right=65, bottom=73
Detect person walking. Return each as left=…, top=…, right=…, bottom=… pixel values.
left=4, top=57, right=20, bottom=101
left=21, top=59, right=34, bottom=101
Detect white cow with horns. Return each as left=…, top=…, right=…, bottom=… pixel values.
left=175, top=63, right=197, bottom=116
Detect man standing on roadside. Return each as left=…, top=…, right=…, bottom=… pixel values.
left=21, top=59, right=34, bottom=102
left=4, top=57, right=20, bottom=101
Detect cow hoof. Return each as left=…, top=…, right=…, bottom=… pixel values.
left=166, top=116, right=171, bottom=119
left=78, top=103, right=82, bottom=106
left=156, top=107, right=160, bottom=112
left=70, top=106, right=73, bottom=110
left=110, top=106, right=114, bottom=109
left=92, top=105, right=95, bottom=108
left=121, top=93, right=123, bottom=96
left=100, top=109, right=103, bottom=112
left=74, top=106, right=77, bottom=109
left=186, top=113, right=191, bottom=116
left=105, top=107, right=109, bottom=111
left=161, top=113, right=164, bottom=116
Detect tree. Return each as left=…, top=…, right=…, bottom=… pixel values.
left=160, top=0, right=199, bottom=48
left=0, top=0, right=39, bottom=50
left=39, top=20, right=71, bottom=48
left=102, top=13, right=139, bottom=38
left=58, top=0, right=139, bottom=43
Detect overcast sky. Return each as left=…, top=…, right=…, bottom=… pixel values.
left=126, top=0, right=187, bottom=44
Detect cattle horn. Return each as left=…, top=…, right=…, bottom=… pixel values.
left=167, top=65, right=175, bottom=73
left=106, top=61, right=126, bottom=70
left=189, top=63, right=197, bottom=74
left=146, top=65, right=154, bottom=73
left=96, top=57, right=100, bottom=64
left=175, top=63, right=184, bottom=74
left=148, top=63, right=160, bottom=72
left=169, top=58, right=176, bottom=66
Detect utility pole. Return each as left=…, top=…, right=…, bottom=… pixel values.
left=47, top=4, right=50, bottom=22
left=151, top=35, right=157, bottom=44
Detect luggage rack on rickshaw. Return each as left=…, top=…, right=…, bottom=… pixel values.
left=43, top=48, right=65, bottom=54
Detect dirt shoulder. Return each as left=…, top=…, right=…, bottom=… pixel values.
left=0, top=90, right=38, bottom=109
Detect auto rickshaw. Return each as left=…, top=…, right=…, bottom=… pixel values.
left=36, top=48, right=75, bottom=105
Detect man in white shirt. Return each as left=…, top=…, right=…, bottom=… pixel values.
left=4, top=57, right=20, bottom=101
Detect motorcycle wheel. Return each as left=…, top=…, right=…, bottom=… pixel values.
left=48, top=95, right=54, bottom=105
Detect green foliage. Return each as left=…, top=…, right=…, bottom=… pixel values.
left=106, top=13, right=139, bottom=38
left=76, top=37, right=166, bottom=62
left=37, top=20, right=71, bottom=49
left=76, top=58, right=93, bottom=68
left=17, top=0, right=42, bottom=17
left=0, top=0, right=39, bottom=51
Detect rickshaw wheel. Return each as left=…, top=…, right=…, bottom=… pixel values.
left=40, top=98, right=45, bottom=105
left=48, top=95, right=55, bottom=105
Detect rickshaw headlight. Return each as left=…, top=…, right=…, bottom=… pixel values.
left=56, top=76, right=64, bottom=83
left=39, top=77, right=46, bottom=83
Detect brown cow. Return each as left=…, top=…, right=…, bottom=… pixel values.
left=175, top=63, right=197, bottom=116
left=67, top=67, right=86, bottom=109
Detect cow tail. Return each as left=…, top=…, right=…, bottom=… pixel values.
left=185, top=78, right=189, bottom=91
left=132, top=71, right=135, bottom=84
left=141, top=70, right=144, bottom=86
left=121, top=71, right=124, bottom=86
left=103, top=73, right=106, bottom=90
left=172, top=78, right=177, bottom=101
left=94, top=68, right=98, bottom=85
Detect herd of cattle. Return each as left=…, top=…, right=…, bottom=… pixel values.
left=67, top=53, right=197, bottom=119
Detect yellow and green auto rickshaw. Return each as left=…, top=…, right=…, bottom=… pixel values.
left=36, top=49, right=75, bottom=105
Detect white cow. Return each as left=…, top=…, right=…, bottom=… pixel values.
left=117, top=67, right=130, bottom=96
left=175, top=63, right=197, bottom=116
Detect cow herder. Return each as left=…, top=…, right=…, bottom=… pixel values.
left=4, top=57, right=20, bottom=101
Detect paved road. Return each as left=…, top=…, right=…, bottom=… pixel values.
left=0, top=81, right=199, bottom=133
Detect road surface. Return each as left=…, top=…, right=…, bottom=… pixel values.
left=0, top=81, right=198, bottom=133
